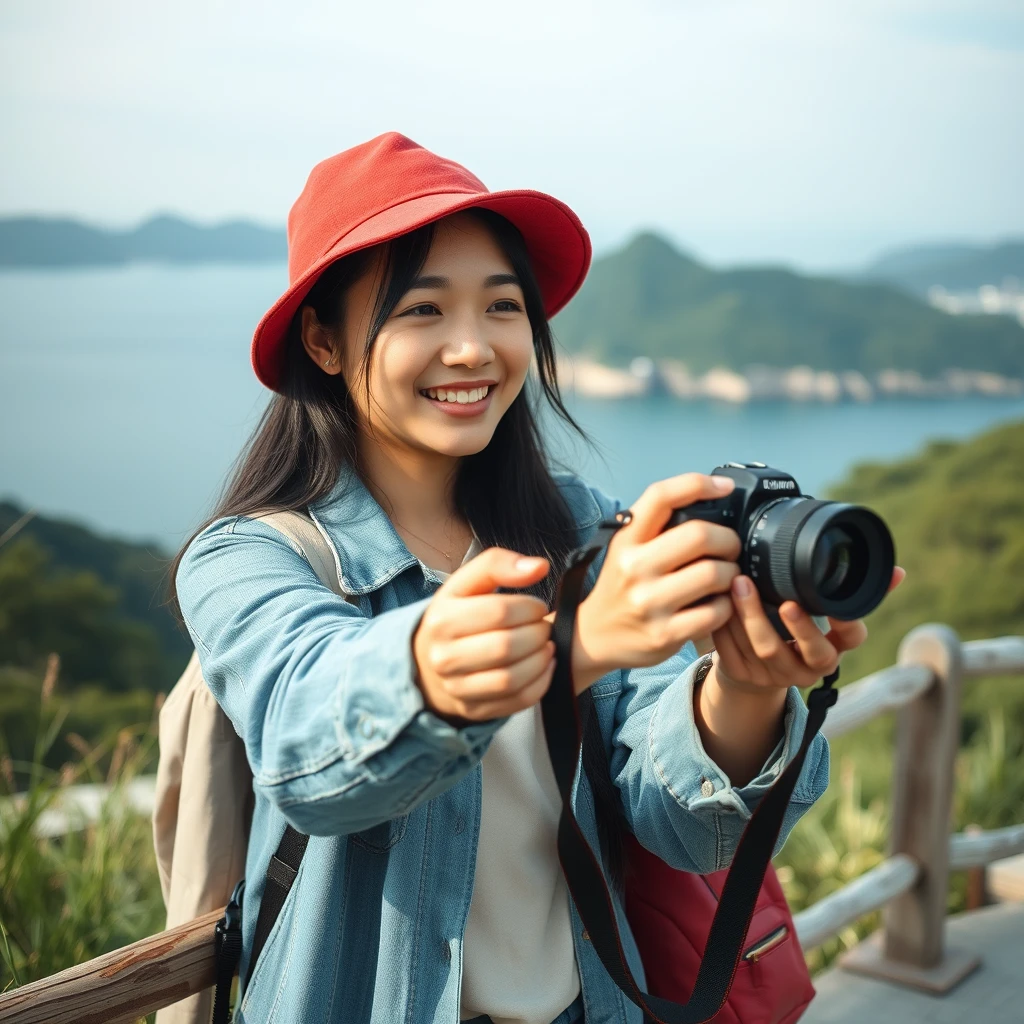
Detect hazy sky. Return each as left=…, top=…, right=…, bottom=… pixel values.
left=2, top=0, right=1022, bottom=269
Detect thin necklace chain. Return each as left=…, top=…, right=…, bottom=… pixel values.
left=391, top=516, right=460, bottom=565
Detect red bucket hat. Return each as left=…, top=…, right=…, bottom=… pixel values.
left=251, top=131, right=592, bottom=392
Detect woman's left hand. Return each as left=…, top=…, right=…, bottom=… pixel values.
left=710, top=566, right=906, bottom=693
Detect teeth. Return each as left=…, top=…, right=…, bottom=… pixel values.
left=422, top=386, right=490, bottom=403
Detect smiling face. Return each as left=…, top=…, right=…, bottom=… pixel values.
left=322, top=212, right=536, bottom=465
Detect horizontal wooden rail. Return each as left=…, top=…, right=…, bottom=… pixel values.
left=961, top=635, right=1024, bottom=677
left=821, top=664, right=933, bottom=740
left=948, top=824, right=1024, bottom=870
left=793, top=854, right=921, bottom=952
left=0, top=908, right=222, bottom=1024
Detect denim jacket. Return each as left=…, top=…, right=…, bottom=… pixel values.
left=175, top=461, right=830, bottom=1024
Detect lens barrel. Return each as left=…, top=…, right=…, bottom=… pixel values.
left=745, top=497, right=894, bottom=619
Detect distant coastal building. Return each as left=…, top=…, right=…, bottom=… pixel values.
left=555, top=354, right=1022, bottom=402
left=927, top=282, right=1024, bottom=325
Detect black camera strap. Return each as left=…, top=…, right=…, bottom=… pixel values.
left=541, top=511, right=838, bottom=1024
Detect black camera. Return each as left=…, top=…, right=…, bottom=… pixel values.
left=667, top=462, right=895, bottom=638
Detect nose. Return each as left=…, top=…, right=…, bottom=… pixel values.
left=439, top=314, right=496, bottom=368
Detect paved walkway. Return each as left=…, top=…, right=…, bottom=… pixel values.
left=803, top=902, right=1024, bottom=1023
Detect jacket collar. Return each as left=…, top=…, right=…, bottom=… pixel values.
left=307, top=460, right=423, bottom=596
left=306, top=460, right=604, bottom=597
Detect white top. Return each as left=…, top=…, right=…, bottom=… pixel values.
left=427, top=539, right=582, bottom=1024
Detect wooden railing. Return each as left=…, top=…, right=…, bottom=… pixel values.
left=2, top=625, right=1022, bottom=1023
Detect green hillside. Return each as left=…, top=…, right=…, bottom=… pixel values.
left=552, top=232, right=1024, bottom=376
left=820, top=418, right=1024, bottom=801
left=0, top=501, right=188, bottom=681
left=0, top=502, right=188, bottom=779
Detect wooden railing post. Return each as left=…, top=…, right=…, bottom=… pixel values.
left=842, top=623, right=980, bottom=992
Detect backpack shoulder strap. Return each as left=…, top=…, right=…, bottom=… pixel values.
left=252, top=509, right=345, bottom=598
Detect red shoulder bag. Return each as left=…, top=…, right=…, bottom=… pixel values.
left=623, top=835, right=814, bottom=1024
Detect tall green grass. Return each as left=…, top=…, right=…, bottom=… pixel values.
left=0, top=653, right=164, bottom=1000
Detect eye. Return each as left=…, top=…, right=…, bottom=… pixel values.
left=399, top=302, right=441, bottom=317
left=490, top=299, right=524, bottom=313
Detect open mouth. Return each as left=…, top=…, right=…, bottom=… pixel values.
left=418, top=384, right=494, bottom=405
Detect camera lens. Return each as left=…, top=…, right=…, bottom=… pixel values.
left=744, top=499, right=894, bottom=619
left=812, top=526, right=860, bottom=599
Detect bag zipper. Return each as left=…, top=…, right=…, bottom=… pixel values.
left=742, top=924, right=789, bottom=963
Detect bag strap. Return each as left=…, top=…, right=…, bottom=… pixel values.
left=542, top=511, right=837, bottom=1024
left=211, top=509, right=344, bottom=1024
left=254, top=509, right=346, bottom=597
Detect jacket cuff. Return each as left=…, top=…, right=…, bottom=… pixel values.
left=649, top=654, right=822, bottom=823
left=334, top=596, right=504, bottom=764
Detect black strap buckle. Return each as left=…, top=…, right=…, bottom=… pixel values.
left=808, top=666, right=840, bottom=712
left=809, top=685, right=839, bottom=711
left=215, top=878, right=245, bottom=952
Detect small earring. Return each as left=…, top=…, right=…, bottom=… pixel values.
left=324, top=355, right=335, bottom=367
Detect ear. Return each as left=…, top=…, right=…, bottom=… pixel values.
left=300, top=306, right=342, bottom=375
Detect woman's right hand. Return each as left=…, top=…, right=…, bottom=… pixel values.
left=571, top=473, right=743, bottom=691
left=412, top=549, right=555, bottom=724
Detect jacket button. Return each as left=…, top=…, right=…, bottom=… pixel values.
left=358, top=714, right=375, bottom=739
left=582, top=930, right=590, bottom=942
left=454, top=816, right=466, bottom=835
left=700, top=778, right=715, bottom=798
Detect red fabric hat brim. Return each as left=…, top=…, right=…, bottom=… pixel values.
left=251, top=188, right=591, bottom=392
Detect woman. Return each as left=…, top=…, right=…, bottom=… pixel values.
left=172, top=132, right=875, bottom=1024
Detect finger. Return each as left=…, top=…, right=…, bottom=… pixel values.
left=693, top=633, right=716, bottom=656
left=633, top=519, right=741, bottom=577
left=438, top=593, right=551, bottom=639
left=463, top=658, right=557, bottom=720
left=437, top=621, right=552, bottom=675
left=707, top=615, right=753, bottom=680
left=663, top=594, right=734, bottom=647
left=621, top=473, right=736, bottom=542
left=641, top=559, right=739, bottom=615
left=888, top=566, right=906, bottom=592
left=730, top=576, right=798, bottom=665
left=778, top=602, right=841, bottom=675
left=447, top=641, right=555, bottom=699
left=440, top=546, right=549, bottom=598
left=715, top=611, right=761, bottom=677
left=822, top=615, right=869, bottom=653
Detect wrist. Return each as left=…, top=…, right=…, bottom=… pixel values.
left=694, top=660, right=789, bottom=786
left=570, top=597, right=614, bottom=694
left=700, top=659, right=789, bottom=724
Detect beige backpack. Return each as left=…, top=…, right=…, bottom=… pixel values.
left=152, top=511, right=350, bottom=1024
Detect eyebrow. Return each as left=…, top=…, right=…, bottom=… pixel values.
left=408, top=272, right=521, bottom=290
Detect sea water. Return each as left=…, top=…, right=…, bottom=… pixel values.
left=2, top=264, right=1022, bottom=548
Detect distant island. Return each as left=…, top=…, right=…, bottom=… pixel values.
left=0, top=214, right=285, bottom=266
left=550, top=233, right=1024, bottom=401
left=3, top=214, right=1022, bottom=403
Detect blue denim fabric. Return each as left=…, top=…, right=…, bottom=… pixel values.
left=175, top=462, right=829, bottom=1024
